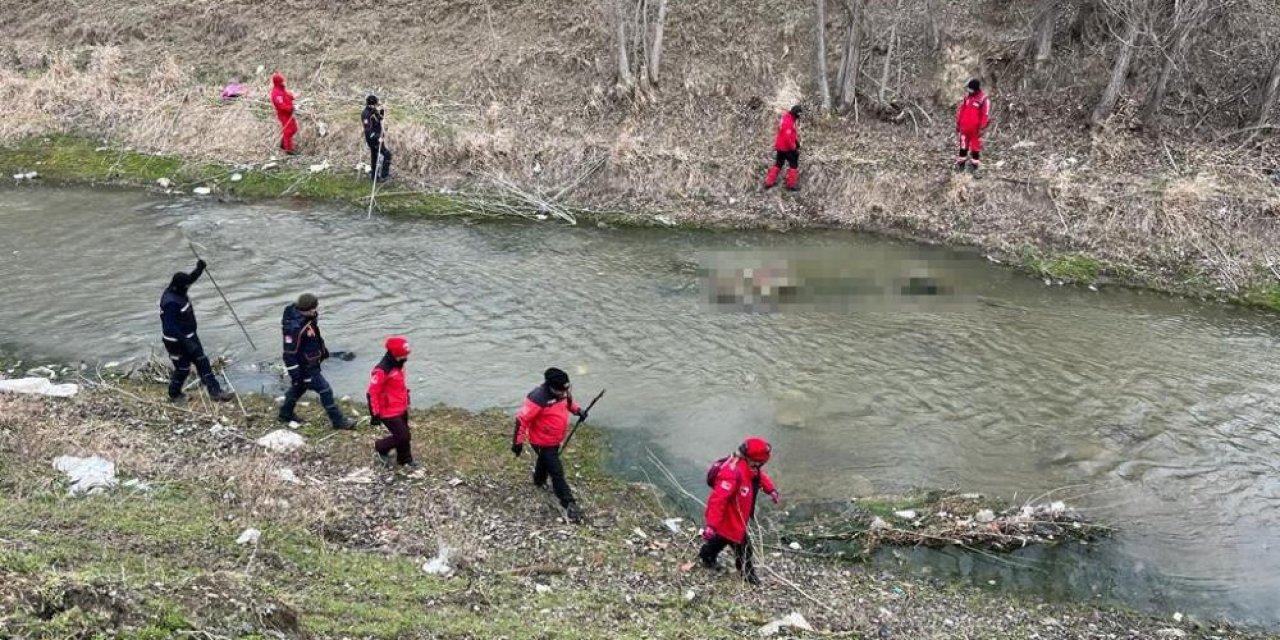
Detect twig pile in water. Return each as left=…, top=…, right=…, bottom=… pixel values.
left=788, top=492, right=1110, bottom=554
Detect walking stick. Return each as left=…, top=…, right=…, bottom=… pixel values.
left=187, top=241, right=258, bottom=351
left=560, top=389, right=606, bottom=453
left=367, top=107, right=387, bottom=219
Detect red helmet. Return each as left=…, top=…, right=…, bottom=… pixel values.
left=385, top=336, right=411, bottom=359
left=739, top=437, right=772, bottom=463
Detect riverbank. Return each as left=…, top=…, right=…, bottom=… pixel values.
left=0, top=378, right=1273, bottom=639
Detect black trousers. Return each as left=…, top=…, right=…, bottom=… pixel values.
left=165, top=337, right=222, bottom=398
left=531, top=445, right=575, bottom=507
left=699, top=533, right=754, bottom=575
left=375, top=414, right=413, bottom=464
left=773, top=150, right=799, bottom=169
left=366, top=135, right=391, bottom=180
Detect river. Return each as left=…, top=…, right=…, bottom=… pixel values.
left=1, top=185, right=1277, bottom=627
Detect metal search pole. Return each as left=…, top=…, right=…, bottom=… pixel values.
left=187, top=241, right=258, bottom=351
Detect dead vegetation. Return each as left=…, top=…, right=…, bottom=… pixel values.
left=2, top=0, right=1280, bottom=300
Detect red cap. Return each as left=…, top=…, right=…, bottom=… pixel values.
left=740, top=437, right=772, bottom=463
left=385, top=336, right=411, bottom=359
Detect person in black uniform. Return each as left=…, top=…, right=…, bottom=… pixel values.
left=278, top=293, right=354, bottom=429
left=362, top=95, right=392, bottom=183
left=159, top=259, right=234, bottom=403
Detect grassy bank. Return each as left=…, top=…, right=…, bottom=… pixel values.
left=1, top=381, right=1275, bottom=639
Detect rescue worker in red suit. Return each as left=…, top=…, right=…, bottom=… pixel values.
left=271, top=72, right=298, bottom=155
left=955, top=78, right=991, bottom=174
left=511, top=367, right=588, bottom=524
left=368, top=336, right=415, bottom=468
left=764, top=105, right=802, bottom=191
left=699, top=437, right=779, bottom=585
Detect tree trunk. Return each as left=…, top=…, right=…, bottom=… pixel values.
left=1140, top=25, right=1190, bottom=131
left=1257, top=50, right=1280, bottom=128
left=647, top=0, right=667, bottom=86
left=923, top=0, right=941, bottom=52
left=1090, top=17, right=1140, bottom=127
left=615, top=0, right=632, bottom=88
left=837, top=0, right=863, bottom=108
left=877, top=0, right=903, bottom=104
left=816, top=0, right=832, bottom=111
left=1033, top=0, right=1056, bottom=68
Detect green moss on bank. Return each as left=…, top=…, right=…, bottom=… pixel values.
left=0, top=134, right=468, bottom=217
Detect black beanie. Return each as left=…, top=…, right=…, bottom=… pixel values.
left=544, top=367, right=570, bottom=390
left=967, top=78, right=981, bottom=92
left=168, top=272, right=192, bottom=292
left=790, top=104, right=803, bottom=118
left=366, top=94, right=379, bottom=106
left=296, top=293, right=319, bottom=311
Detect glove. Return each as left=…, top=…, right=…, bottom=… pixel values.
left=196, top=259, right=207, bottom=271
left=769, top=490, right=780, bottom=505
left=701, top=526, right=716, bottom=541
left=575, top=409, right=589, bottom=422
left=511, top=443, right=524, bottom=457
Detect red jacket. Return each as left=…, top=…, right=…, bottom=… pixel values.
left=704, top=456, right=777, bottom=544
left=773, top=111, right=798, bottom=152
left=367, top=358, right=410, bottom=419
left=514, top=384, right=581, bottom=448
left=955, top=90, right=990, bottom=134
left=270, top=73, right=294, bottom=123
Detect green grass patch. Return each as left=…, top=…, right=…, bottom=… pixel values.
left=1027, top=252, right=1103, bottom=283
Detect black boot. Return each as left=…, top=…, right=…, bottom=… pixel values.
left=565, top=501, right=584, bottom=524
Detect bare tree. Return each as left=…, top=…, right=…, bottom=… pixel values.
left=1140, top=0, right=1211, bottom=130
left=836, top=0, right=864, bottom=109
left=1257, top=49, right=1280, bottom=127
left=1090, top=3, right=1143, bottom=127
left=816, top=0, right=833, bottom=111
left=611, top=0, right=670, bottom=96
left=615, top=0, right=633, bottom=91
left=648, top=0, right=668, bottom=86
left=1020, top=0, right=1058, bottom=69
left=878, top=0, right=904, bottom=104
left=924, top=0, right=942, bottom=52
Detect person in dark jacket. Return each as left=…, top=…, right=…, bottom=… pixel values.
left=368, top=336, right=415, bottom=468
left=278, top=293, right=353, bottom=429
left=511, top=367, right=588, bottom=523
left=362, top=95, right=392, bottom=183
left=159, top=259, right=234, bottom=403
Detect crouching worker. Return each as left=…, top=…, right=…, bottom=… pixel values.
left=511, top=367, right=588, bottom=524
left=699, top=437, right=780, bottom=585
left=369, top=336, right=415, bottom=468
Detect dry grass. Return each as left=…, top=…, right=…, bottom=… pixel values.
left=4, top=0, right=1280, bottom=299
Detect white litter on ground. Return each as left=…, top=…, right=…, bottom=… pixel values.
left=52, top=456, right=117, bottom=495
left=255, top=430, right=305, bottom=453
left=758, top=612, right=814, bottom=637
left=0, top=377, right=79, bottom=398
left=421, top=546, right=453, bottom=576
left=236, top=528, right=261, bottom=545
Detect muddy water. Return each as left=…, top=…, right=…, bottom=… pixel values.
left=1, top=186, right=1278, bottom=626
